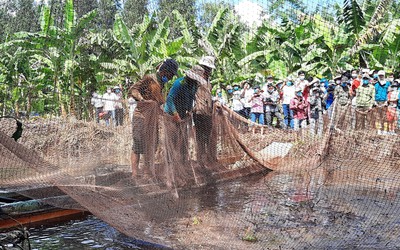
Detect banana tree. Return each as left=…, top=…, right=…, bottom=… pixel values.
left=361, top=18, right=400, bottom=71
left=104, top=13, right=171, bottom=82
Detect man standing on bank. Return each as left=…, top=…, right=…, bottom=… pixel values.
left=129, top=59, right=179, bottom=178
left=193, top=56, right=216, bottom=163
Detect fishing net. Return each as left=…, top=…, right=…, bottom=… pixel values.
left=1, top=0, right=400, bottom=249
left=2, top=103, right=400, bottom=249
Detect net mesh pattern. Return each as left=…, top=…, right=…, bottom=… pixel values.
left=2, top=105, right=400, bottom=249
left=1, top=0, right=400, bottom=249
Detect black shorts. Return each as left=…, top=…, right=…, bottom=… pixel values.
left=132, top=114, right=145, bottom=154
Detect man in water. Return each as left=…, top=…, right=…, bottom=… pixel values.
left=129, top=59, right=179, bottom=179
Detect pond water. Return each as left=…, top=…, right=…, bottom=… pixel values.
left=29, top=216, right=168, bottom=250
left=26, top=167, right=400, bottom=249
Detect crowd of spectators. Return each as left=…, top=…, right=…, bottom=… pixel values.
left=219, top=69, right=399, bottom=135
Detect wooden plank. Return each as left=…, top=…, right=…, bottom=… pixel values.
left=0, top=209, right=87, bottom=229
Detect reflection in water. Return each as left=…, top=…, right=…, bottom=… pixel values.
left=29, top=168, right=400, bottom=249
left=29, top=216, right=169, bottom=250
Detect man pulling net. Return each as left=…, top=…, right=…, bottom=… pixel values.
left=129, top=59, right=179, bottom=179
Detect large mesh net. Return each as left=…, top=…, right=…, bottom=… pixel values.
left=1, top=0, right=400, bottom=249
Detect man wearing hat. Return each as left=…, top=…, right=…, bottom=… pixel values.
left=374, top=70, right=391, bottom=131
left=165, top=65, right=207, bottom=121
left=308, top=80, right=325, bottom=136
left=333, top=76, right=351, bottom=128
left=129, top=58, right=179, bottom=179
left=193, top=56, right=216, bottom=163
left=355, top=74, right=376, bottom=130
left=164, top=65, right=207, bottom=164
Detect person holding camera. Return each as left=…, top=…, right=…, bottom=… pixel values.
left=290, top=88, right=308, bottom=130
left=308, top=83, right=324, bottom=136
left=333, top=76, right=351, bottom=128
left=264, top=83, right=284, bottom=128
left=250, top=86, right=264, bottom=125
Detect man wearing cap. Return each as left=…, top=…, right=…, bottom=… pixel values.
left=225, top=85, right=234, bottom=107
left=193, top=56, right=216, bottom=163
left=333, top=76, right=351, bottom=128
left=374, top=70, right=391, bottom=131
left=355, top=74, right=376, bottom=130
left=334, top=77, right=351, bottom=107
left=308, top=81, right=325, bottom=136
left=129, top=58, right=179, bottom=179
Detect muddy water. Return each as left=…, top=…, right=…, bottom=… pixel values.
left=29, top=168, right=400, bottom=249
left=29, top=216, right=169, bottom=249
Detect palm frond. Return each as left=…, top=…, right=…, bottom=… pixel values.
left=350, top=0, right=393, bottom=56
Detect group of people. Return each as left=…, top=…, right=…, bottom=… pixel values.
left=90, top=85, right=133, bottom=127
left=91, top=58, right=400, bottom=179
left=128, top=56, right=217, bottom=180
left=220, top=69, right=400, bottom=135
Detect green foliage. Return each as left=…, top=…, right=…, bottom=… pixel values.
left=0, top=0, right=399, bottom=118
left=122, top=0, right=148, bottom=28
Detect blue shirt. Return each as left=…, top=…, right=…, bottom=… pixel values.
left=375, top=81, right=390, bottom=102
left=164, top=77, right=198, bottom=119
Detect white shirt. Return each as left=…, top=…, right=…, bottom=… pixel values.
left=241, top=88, right=254, bottom=108
left=282, top=85, right=296, bottom=105
left=261, top=81, right=274, bottom=93
left=263, top=90, right=280, bottom=112
left=114, top=93, right=123, bottom=109
left=213, top=95, right=227, bottom=106
left=295, top=79, right=309, bottom=91
left=91, top=95, right=103, bottom=108
left=231, top=90, right=244, bottom=111
left=102, top=92, right=118, bottom=111
left=128, top=97, right=137, bottom=112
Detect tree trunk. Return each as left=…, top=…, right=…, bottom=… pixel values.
left=26, top=93, right=31, bottom=120
left=359, top=51, right=368, bottom=68
left=55, top=75, right=66, bottom=117
left=69, top=42, right=76, bottom=118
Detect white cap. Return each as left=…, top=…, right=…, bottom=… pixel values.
left=378, top=70, right=385, bottom=76
left=295, top=87, right=302, bottom=92
left=362, top=74, right=371, bottom=79
left=113, top=86, right=120, bottom=89
left=199, top=56, right=216, bottom=69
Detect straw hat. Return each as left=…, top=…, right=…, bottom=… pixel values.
left=186, top=65, right=207, bottom=85
left=199, top=56, right=216, bottom=69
